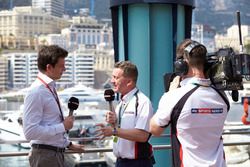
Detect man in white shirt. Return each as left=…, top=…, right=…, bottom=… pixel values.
left=150, top=39, right=229, bottom=167
left=23, top=45, right=84, bottom=167
left=96, top=61, right=154, bottom=167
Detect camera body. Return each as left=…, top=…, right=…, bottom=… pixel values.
left=164, top=46, right=250, bottom=93
left=206, top=47, right=250, bottom=90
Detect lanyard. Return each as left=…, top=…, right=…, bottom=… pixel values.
left=118, top=90, right=139, bottom=128
left=37, top=76, right=64, bottom=121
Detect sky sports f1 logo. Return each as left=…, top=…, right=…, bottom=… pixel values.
left=191, top=108, right=223, bottom=114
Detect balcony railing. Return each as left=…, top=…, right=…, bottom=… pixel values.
left=1, top=129, right=250, bottom=157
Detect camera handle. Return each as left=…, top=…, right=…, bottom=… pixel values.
left=241, top=98, right=250, bottom=125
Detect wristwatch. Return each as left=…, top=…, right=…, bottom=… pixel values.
left=112, top=127, right=118, bottom=136
left=67, top=141, right=72, bottom=148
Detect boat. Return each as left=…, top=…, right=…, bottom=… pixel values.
left=0, top=109, right=30, bottom=149
left=64, top=105, right=109, bottom=166
left=58, top=84, right=105, bottom=103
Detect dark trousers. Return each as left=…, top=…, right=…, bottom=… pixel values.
left=29, top=148, right=64, bottom=167
left=115, top=158, right=153, bottom=167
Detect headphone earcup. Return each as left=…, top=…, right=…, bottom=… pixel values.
left=174, top=59, right=188, bottom=75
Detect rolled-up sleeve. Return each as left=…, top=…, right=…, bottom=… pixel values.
left=153, top=93, right=173, bottom=127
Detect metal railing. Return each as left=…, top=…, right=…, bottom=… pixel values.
left=1, top=129, right=250, bottom=157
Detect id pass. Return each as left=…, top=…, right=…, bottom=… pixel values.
left=113, top=136, right=118, bottom=143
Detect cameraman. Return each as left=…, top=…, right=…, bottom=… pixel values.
left=150, top=39, right=229, bottom=167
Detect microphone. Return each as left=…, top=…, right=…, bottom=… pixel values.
left=104, top=89, right=115, bottom=112
left=232, top=90, right=239, bottom=102
left=68, top=97, right=79, bottom=116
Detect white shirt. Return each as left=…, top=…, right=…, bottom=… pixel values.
left=23, top=72, right=69, bottom=148
left=153, top=77, right=228, bottom=167
left=113, top=87, right=154, bottom=159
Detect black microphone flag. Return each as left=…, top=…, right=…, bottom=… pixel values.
left=104, top=89, right=115, bottom=112
left=68, top=97, right=79, bottom=116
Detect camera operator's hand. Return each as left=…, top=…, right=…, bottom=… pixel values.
left=63, top=116, right=74, bottom=131
left=169, top=76, right=181, bottom=91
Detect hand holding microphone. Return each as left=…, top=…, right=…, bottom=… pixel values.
left=64, top=97, right=79, bottom=132
left=104, top=89, right=116, bottom=125
left=68, top=97, right=79, bottom=116
left=104, top=89, right=115, bottom=112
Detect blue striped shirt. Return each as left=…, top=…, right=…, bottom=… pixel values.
left=23, top=72, right=69, bottom=148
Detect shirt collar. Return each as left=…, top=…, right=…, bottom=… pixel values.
left=121, top=87, right=138, bottom=103
left=37, top=72, right=56, bottom=87
left=180, top=77, right=211, bottom=87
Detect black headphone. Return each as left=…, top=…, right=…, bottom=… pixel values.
left=174, top=41, right=205, bottom=75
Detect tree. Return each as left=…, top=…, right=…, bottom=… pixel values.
left=245, top=43, right=250, bottom=54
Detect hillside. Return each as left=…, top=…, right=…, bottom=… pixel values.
left=194, top=0, right=250, bottom=33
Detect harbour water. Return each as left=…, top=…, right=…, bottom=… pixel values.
left=0, top=144, right=29, bottom=167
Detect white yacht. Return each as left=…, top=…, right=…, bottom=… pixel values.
left=58, top=84, right=105, bottom=103
left=0, top=110, right=30, bottom=149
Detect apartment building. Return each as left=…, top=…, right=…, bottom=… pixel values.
left=0, top=6, right=69, bottom=49
left=69, top=46, right=95, bottom=87
left=191, top=24, right=216, bottom=52
left=32, top=0, right=65, bottom=17
left=61, top=15, right=113, bottom=51
left=2, top=48, right=96, bottom=89
left=215, top=25, right=250, bottom=51
left=0, top=56, right=8, bottom=91
left=94, top=46, right=114, bottom=75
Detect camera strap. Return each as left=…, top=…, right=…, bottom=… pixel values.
left=210, top=86, right=230, bottom=111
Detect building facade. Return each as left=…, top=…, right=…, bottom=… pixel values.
left=0, top=6, right=69, bottom=49
left=215, top=25, right=250, bottom=51
left=61, top=15, right=113, bottom=51
left=1, top=48, right=96, bottom=89
left=191, top=24, right=216, bottom=52
left=32, top=0, right=65, bottom=17
left=68, top=46, right=95, bottom=87
left=3, top=52, right=37, bottom=89
left=0, top=56, right=8, bottom=91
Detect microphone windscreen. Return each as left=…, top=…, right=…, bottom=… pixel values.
left=232, top=90, right=239, bottom=102
left=68, top=97, right=79, bottom=110
left=104, top=89, right=115, bottom=101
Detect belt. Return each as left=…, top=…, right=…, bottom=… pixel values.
left=32, top=144, right=65, bottom=153
left=117, top=157, right=150, bottom=162
left=117, top=156, right=155, bottom=164
left=117, top=158, right=135, bottom=162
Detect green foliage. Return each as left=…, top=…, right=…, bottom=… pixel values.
left=245, top=43, right=250, bottom=54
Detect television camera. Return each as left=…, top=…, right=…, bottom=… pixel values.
left=164, top=11, right=250, bottom=102
left=206, top=47, right=250, bottom=91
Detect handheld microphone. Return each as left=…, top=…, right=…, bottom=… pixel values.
left=104, top=89, right=115, bottom=112
left=232, top=90, right=239, bottom=102
left=68, top=97, right=79, bottom=116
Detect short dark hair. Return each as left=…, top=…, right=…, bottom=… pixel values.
left=37, top=45, right=68, bottom=72
left=114, top=61, right=138, bottom=83
left=176, top=39, right=207, bottom=69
